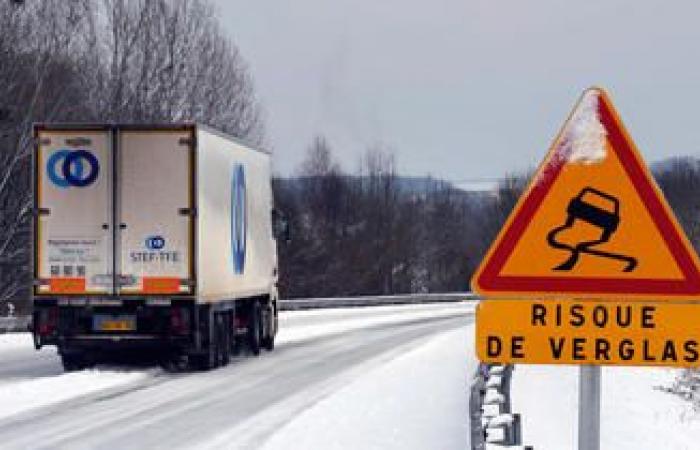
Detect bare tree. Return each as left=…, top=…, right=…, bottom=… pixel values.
left=0, top=0, right=265, bottom=310
left=298, top=136, right=346, bottom=232
left=276, top=151, right=534, bottom=298
left=0, top=0, right=93, bottom=308
left=655, top=157, right=700, bottom=250
left=80, top=0, right=264, bottom=144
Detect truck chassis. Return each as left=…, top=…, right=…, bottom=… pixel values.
left=33, top=295, right=277, bottom=371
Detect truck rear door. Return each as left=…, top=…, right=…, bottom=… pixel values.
left=35, top=128, right=114, bottom=295
left=116, top=129, right=195, bottom=295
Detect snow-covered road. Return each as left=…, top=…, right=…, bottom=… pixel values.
left=0, top=302, right=476, bottom=449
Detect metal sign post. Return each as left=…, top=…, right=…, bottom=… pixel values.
left=578, top=365, right=601, bottom=450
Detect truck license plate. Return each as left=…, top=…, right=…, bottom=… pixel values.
left=93, top=315, right=136, bottom=332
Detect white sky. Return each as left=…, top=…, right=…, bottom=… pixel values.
left=214, top=0, right=700, bottom=180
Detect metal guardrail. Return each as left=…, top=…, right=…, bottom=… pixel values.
left=470, top=363, right=533, bottom=450
left=278, top=292, right=476, bottom=310
left=0, top=292, right=477, bottom=332
left=0, top=316, right=30, bottom=333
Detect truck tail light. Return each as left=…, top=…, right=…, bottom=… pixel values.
left=37, top=308, right=58, bottom=336
left=170, top=307, right=190, bottom=335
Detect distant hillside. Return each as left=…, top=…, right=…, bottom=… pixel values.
left=651, top=156, right=700, bottom=175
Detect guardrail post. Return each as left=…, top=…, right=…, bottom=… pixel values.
left=471, top=363, right=534, bottom=450
left=502, top=365, right=513, bottom=414
left=512, top=413, right=522, bottom=445
left=470, top=363, right=488, bottom=450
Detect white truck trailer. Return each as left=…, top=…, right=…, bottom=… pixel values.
left=31, top=124, right=283, bottom=370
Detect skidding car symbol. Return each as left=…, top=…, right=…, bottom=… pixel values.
left=546, top=187, right=637, bottom=272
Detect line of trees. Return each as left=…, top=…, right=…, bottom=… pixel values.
left=0, top=0, right=262, bottom=310
left=274, top=142, right=700, bottom=299
left=273, top=136, right=525, bottom=298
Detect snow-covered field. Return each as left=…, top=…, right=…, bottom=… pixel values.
left=512, top=365, right=700, bottom=450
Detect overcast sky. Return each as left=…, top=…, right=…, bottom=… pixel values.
left=214, top=0, right=700, bottom=181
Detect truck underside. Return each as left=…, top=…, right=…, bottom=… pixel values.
left=32, top=295, right=278, bottom=371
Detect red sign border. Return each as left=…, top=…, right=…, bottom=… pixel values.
left=475, top=88, right=700, bottom=297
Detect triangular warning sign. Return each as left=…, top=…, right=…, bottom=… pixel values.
left=472, top=87, right=700, bottom=300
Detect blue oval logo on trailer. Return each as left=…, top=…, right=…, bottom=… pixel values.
left=46, top=149, right=100, bottom=188
left=231, top=163, right=247, bottom=274
left=145, top=235, right=166, bottom=250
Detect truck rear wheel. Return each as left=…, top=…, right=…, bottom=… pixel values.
left=194, top=312, right=220, bottom=371
left=248, top=302, right=261, bottom=356
left=161, top=352, right=189, bottom=372
left=217, top=313, right=231, bottom=366
left=60, top=351, right=91, bottom=372
left=200, top=344, right=218, bottom=371
left=261, top=305, right=276, bottom=351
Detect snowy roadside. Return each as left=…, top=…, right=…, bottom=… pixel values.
left=0, top=303, right=473, bottom=427
left=511, top=365, right=700, bottom=449
left=277, top=301, right=474, bottom=345
left=0, top=333, right=156, bottom=422
left=0, top=333, right=33, bottom=352
left=259, top=325, right=476, bottom=450
left=0, top=368, right=155, bottom=421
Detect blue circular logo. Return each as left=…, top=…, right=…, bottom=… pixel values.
left=231, top=164, right=246, bottom=274
left=145, top=235, right=166, bottom=250
left=47, top=149, right=99, bottom=188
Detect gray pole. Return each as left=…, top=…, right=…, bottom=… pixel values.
left=578, top=365, right=601, bottom=450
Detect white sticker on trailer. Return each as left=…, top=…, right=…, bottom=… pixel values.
left=47, top=237, right=102, bottom=272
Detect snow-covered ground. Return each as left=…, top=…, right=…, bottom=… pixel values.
left=277, top=302, right=475, bottom=345
left=0, top=333, right=155, bottom=420
left=261, top=326, right=474, bottom=450
left=512, top=365, right=700, bottom=450
left=0, top=302, right=475, bottom=449
left=0, top=333, right=31, bottom=352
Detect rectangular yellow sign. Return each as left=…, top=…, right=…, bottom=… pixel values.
left=476, top=299, right=700, bottom=367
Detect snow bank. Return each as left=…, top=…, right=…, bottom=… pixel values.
left=0, top=333, right=33, bottom=351
left=484, top=388, right=506, bottom=405
left=277, top=302, right=474, bottom=345
left=261, top=326, right=475, bottom=450
left=490, top=413, right=514, bottom=427
left=602, top=367, right=700, bottom=450
left=512, top=365, right=700, bottom=450
left=0, top=368, right=153, bottom=421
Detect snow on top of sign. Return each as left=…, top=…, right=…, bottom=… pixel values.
left=561, top=89, right=607, bottom=164
left=533, top=89, right=608, bottom=186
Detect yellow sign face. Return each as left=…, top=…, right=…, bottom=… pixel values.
left=472, top=87, right=700, bottom=300
left=476, top=299, right=700, bottom=367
